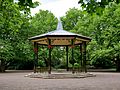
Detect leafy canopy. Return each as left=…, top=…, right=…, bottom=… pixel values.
left=78, top=0, right=120, bottom=14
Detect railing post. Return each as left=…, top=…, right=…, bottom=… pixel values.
left=83, top=41, right=87, bottom=73
left=48, top=39, right=52, bottom=74
left=33, top=42, right=38, bottom=73
left=66, top=46, right=69, bottom=71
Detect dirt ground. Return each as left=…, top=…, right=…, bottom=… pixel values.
left=0, top=70, right=120, bottom=90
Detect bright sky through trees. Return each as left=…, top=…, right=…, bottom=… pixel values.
left=31, top=0, right=80, bottom=17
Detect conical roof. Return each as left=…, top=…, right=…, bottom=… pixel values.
left=29, top=19, right=91, bottom=46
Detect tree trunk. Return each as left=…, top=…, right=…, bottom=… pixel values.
left=0, top=59, right=6, bottom=72
left=116, top=55, right=120, bottom=72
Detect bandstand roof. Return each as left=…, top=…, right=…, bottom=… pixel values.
left=29, top=19, right=91, bottom=46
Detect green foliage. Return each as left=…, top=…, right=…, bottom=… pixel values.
left=30, top=10, right=58, bottom=68
left=30, top=10, right=57, bottom=36
left=0, top=0, right=33, bottom=72
left=14, top=0, right=39, bottom=14
left=78, top=0, right=120, bottom=15
left=18, top=0, right=39, bottom=8
left=1, top=0, right=120, bottom=72
left=86, top=3, right=120, bottom=69
left=0, top=39, right=14, bottom=72
left=38, top=60, right=46, bottom=67
left=62, top=8, right=83, bottom=31
left=18, top=0, right=39, bottom=14
left=61, top=2, right=120, bottom=69
left=52, top=47, right=65, bottom=68
left=90, top=49, right=114, bottom=68
left=0, top=39, right=14, bottom=60
left=0, top=1, right=22, bottom=40
left=74, top=63, right=80, bottom=69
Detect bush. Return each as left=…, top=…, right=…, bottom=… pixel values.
left=91, top=57, right=113, bottom=69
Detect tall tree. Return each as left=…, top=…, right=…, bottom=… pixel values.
left=62, top=8, right=82, bottom=31
left=0, top=0, right=33, bottom=72
left=78, top=2, right=120, bottom=70
left=30, top=10, right=57, bottom=36
left=0, top=39, right=14, bottom=72
left=30, top=10, right=58, bottom=67
left=62, top=3, right=120, bottom=70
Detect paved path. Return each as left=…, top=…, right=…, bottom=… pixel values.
left=0, top=71, right=120, bottom=90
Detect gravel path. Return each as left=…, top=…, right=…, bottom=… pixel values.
left=0, top=71, right=120, bottom=90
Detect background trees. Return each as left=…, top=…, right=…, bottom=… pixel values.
left=30, top=10, right=57, bottom=36
left=0, top=1, right=26, bottom=72
left=0, top=0, right=34, bottom=72
left=78, top=0, right=120, bottom=15
left=62, top=2, right=120, bottom=71
left=0, top=0, right=120, bottom=72
left=29, top=10, right=58, bottom=68
left=87, top=2, right=120, bottom=71
left=0, top=39, right=14, bottom=72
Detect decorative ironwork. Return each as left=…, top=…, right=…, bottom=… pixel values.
left=34, top=48, right=38, bottom=53
left=48, top=45, right=53, bottom=49
left=70, top=45, right=75, bottom=48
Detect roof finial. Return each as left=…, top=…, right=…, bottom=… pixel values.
left=57, top=17, right=63, bottom=30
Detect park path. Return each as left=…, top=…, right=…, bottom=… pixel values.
left=0, top=71, right=120, bottom=90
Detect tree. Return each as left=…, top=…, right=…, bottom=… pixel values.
left=30, top=10, right=58, bottom=67
left=62, top=8, right=83, bottom=31
left=101, top=3, right=120, bottom=71
left=0, top=0, right=33, bottom=72
left=87, top=2, right=120, bottom=70
left=17, top=0, right=39, bottom=14
left=78, top=0, right=120, bottom=15
left=0, top=39, right=14, bottom=72
left=30, top=10, right=57, bottom=36
left=0, top=0, right=39, bottom=14
left=61, top=3, right=120, bottom=71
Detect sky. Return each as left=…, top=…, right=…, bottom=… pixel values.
left=31, top=0, right=80, bottom=17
